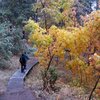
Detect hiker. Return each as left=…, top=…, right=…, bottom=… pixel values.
left=19, top=52, right=29, bottom=73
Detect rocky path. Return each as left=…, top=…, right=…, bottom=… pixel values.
left=0, top=58, right=39, bottom=100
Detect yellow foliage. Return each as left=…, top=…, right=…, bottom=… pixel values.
left=24, top=19, right=46, bottom=34
left=25, top=10, right=100, bottom=88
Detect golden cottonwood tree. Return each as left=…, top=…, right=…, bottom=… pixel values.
left=84, top=10, right=100, bottom=54
left=25, top=10, right=100, bottom=94
left=25, top=19, right=90, bottom=90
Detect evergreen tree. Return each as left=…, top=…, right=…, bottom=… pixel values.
left=0, top=0, right=36, bottom=25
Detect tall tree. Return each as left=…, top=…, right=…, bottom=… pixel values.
left=0, top=0, right=36, bottom=25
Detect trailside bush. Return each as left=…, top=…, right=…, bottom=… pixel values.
left=0, top=21, right=23, bottom=69
left=0, top=59, right=10, bottom=69
left=0, top=0, right=37, bottom=69
left=41, top=67, right=59, bottom=92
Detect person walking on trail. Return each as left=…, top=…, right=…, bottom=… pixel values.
left=19, top=52, right=29, bottom=73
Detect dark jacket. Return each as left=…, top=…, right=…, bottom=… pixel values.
left=19, top=53, right=29, bottom=64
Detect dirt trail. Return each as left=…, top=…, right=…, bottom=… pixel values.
left=0, top=58, right=38, bottom=100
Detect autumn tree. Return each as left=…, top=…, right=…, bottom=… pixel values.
left=25, top=19, right=90, bottom=91
left=25, top=8, right=100, bottom=96
left=84, top=10, right=100, bottom=54
left=33, top=0, right=74, bottom=29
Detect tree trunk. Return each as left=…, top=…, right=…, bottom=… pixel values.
left=43, top=55, right=54, bottom=90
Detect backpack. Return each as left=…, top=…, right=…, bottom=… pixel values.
left=19, top=55, right=26, bottom=64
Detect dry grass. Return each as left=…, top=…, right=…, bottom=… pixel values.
left=25, top=64, right=98, bottom=100
left=0, top=56, right=20, bottom=94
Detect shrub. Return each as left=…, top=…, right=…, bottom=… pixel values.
left=0, top=21, right=23, bottom=69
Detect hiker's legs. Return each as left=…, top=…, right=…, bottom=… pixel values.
left=24, top=63, right=26, bottom=69
left=21, top=64, right=24, bottom=73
